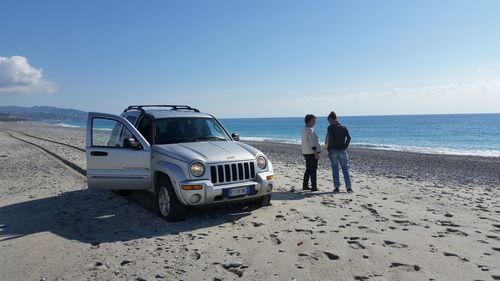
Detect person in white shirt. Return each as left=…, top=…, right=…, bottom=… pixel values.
left=301, top=114, right=321, bottom=191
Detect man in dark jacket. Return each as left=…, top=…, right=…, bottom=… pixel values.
left=325, top=111, right=352, bottom=192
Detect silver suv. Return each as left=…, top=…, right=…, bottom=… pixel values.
left=86, top=105, right=274, bottom=221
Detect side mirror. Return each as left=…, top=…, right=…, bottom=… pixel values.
left=231, top=133, right=240, bottom=141
left=123, top=138, right=141, bottom=149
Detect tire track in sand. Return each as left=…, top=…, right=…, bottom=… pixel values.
left=6, top=131, right=86, bottom=177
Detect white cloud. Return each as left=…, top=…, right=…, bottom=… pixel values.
left=0, top=55, right=57, bottom=94
left=277, top=79, right=500, bottom=116
left=180, top=79, right=500, bottom=117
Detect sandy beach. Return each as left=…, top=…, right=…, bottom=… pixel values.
left=1, top=121, right=499, bottom=281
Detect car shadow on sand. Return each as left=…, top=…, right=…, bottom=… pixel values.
left=271, top=190, right=336, bottom=201
left=0, top=187, right=256, bottom=245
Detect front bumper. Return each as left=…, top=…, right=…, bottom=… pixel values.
left=177, top=171, right=274, bottom=206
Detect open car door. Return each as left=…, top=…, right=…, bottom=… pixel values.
left=86, top=112, right=151, bottom=190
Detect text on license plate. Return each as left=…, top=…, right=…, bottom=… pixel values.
left=228, top=186, right=249, bottom=197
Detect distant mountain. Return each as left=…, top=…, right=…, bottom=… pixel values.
left=0, top=106, right=87, bottom=121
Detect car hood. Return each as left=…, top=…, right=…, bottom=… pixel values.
left=153, top=141, right=262, bottom=163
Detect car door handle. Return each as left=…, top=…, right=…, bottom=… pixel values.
left=91, top=151, right=108, bottom=156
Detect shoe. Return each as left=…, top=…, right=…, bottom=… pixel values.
left=333, top=188, right=339, bottom=193
left=303, top=187, right=310, bottom=190
left=347, top=188, right=353, bottom=193
left=311, top=188, right=318, bottom=192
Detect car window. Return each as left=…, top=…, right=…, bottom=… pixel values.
left=119, top=125, right=133, bottom=141
left=155, top=117, right=230, bottom=144
left=126, top=115, right=137, bottom=125
left=137, top=116, right=153, bottom=144
left=92, top=118, right=135, bottom=147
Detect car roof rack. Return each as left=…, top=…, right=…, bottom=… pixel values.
left=124, top=105, right=200, bottom=113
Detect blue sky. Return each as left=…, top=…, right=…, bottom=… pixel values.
left=1, top=0, right=499, bottom=117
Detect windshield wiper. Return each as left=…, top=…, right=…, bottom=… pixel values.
left=196, top=136, right=226, bottom=141
left=160, top=138, right=200, bottom=144
left=159, top=137, right=225, bottom=144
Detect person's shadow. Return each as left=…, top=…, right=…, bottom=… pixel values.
left=0, top=187, right=255, bottom=245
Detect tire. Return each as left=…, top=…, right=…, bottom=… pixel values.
left=155, top=176, right=187, bottom=222
left=257, top=193, right=272, bottom=207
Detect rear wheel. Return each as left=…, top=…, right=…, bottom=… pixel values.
left=155, top=176, right=187, bottom=222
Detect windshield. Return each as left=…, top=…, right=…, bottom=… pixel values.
left=154, top=117, right=231, bottom=144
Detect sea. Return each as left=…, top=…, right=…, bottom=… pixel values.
left=49, top=113, right=500, bottom=157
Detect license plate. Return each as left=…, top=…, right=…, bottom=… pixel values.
left=228, top=186, right=249, bottom=197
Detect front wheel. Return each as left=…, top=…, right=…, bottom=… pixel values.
left=257, top=193, right=272, bottom=207
left=155, top=177, right=187, bottom=222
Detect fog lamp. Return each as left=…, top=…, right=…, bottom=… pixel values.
left=190, top=194, right=202, bottom=203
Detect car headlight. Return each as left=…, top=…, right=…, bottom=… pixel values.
left=190, top=162, right=205, bottom=177
left=257, top=156, right=267, bottom=169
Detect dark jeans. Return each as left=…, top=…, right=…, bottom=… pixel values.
left=303, top=154, right=318, bottom=189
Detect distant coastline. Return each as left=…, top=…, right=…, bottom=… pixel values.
left=0, top=105, right=87, bottom=121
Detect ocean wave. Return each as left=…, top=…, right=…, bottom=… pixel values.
left=352, top=143, right=500, bottom=157
left=53, top=123, right=81, bottom=128
left=241, top=136, right=301, bottom=144
left=244, top=138, right=500, bottom=157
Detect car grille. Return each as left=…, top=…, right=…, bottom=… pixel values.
left=210, top=161, right=256, bottom=185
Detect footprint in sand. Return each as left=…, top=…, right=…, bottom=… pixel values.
left=445, top=228, right=468, bottom=237
left=295, top=228, right=314, bottom=234
left=479, top=216, right=497, bottom=222
left=361, top=204, right=379, bottom=216
left=269, top=234, right=282, bottom=245
left=393, top=219, right=415, bottom=226
left=487, top=235, right=500, bottom=241
left=347, top=240, right=366, bottom=250
left=323, top=251, right=340, bottom=260
left=437, top=220, right=460, bottom=227
left=189, top=251, right=201, bottom=260
left=391, top=214, right=406, bottom=218
left=477, top=264, right=490, bottom=272
left=275, top=214, right=286, bottom=221
left=297, top=252, right=319, bottom=262
left=390, top=262, right=421, bottom=271
left=383, top=240, right=408, bottom=248
left=443, top=252, right=469, bottom=262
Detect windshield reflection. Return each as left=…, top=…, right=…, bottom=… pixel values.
left=155, top=117, right=230, bottom=144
